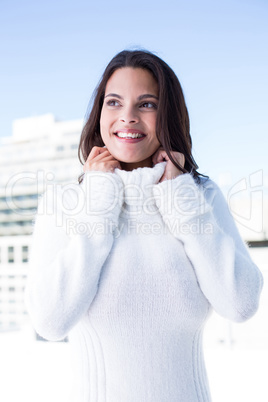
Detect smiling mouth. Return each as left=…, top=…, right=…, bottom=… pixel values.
left=114, top=132, right=146, bottom=139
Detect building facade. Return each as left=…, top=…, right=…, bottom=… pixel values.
left=0, top=114, right=83, bottom=331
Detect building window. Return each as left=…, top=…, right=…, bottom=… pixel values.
left=22, top=245, right=29, bottom=263
left=56, top=145, right=64, bottom=152
left=248, top=240, right=268, bottom=248
left=8, top=246, right=14, bottom=263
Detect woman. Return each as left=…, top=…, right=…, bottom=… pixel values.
left=25, top=50, right=263, bottom=401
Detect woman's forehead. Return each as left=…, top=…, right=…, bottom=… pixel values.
left=105, top=67, right=158, bottom=96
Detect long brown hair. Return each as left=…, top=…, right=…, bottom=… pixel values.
left=78, top=49, right=207, bottom=183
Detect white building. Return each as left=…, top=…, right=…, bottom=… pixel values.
left=0, top=114, right=83, bottom=331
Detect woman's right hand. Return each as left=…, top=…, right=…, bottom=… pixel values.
left=83, top=146, right=121, bottom=173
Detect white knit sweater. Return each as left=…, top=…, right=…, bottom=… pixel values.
left=25, top=162, right=263, bottom=402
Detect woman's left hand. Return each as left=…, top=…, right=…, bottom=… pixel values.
left=152, top=148, right=185, bottom=182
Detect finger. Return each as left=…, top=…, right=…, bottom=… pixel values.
left=83, top=151, right=111, bottom=171
left=180, top=154, right=185, bottom=168
left=152, top=148, right=162, bottom=165
left=90, top=150, right=112, bottom=161
left=86, top=146, right=110, bottom=161
left=152, top=148, right=163, bottom=165
left=108, top=160, right=122, bottom=171
left=90, top=159, right=121, bottom=172
left=152, top=147, right=162, bottom=165
left=153, top=149, right=169, bottom=165
left=83, top=153, right=121, bottom=172
left=171, top=152, right=185, bottom=168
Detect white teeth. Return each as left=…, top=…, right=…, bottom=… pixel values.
left=116, top=132, right=144, bottom=138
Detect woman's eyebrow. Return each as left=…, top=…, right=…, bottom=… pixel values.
left=104, top=93, right=158, bottom=100
left=137, top=94, right=159, bottom=101
left=105, top=93, right=123, bottom=99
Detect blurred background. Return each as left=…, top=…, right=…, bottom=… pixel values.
left=0, top=0, right=267, bottom=401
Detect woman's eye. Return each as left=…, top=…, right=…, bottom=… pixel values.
left=140, top=102, right=157, bottom=109
left=106, top=99, right=120, bottom=107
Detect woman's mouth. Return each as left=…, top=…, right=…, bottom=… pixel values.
left=114, top=131, right=146, bottom=143
left=115, top=132, right=145, bottom=138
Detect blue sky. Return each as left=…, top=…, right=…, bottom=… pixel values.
left=1, top=0, right=267, bottom=182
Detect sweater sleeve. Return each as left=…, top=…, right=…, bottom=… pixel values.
left=25, top=171, right=123, bottom=341
left=153, top=173, right=263, bottom=322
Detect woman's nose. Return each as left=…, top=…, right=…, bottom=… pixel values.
left=119, top=106, right=139, bottom=124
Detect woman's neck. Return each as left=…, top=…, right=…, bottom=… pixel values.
left=120, top=157, right=153, bottom=171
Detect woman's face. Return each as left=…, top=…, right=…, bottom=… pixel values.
left=100, top=67, right=161, bottom=170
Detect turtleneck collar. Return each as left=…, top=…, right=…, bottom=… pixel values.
left=114, top=162, right=166, bottom=187
left=113, top=162, right=167, bottom=216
